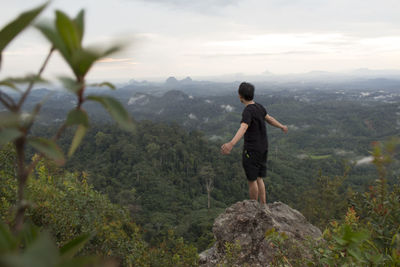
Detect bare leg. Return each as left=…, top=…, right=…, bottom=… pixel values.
left=257, top=178, right=266, bottom=204
left=248, top=180, right=259, bottom=201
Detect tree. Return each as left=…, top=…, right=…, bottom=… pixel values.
left=199, top=164, right=215, bottom=210
left=0, top=3, right=135, bottom=266
left=0, top=1, right=133, bottom=232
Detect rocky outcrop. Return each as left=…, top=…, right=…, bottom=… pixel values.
left=199, top=200, right=321, bottom=266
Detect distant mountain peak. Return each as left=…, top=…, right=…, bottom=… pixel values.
left=262, top=70, right=274, bottom=75
left=163, top=90, right=188, bottom=99
left=165, top=76, right=179, bottom=85
left=181, top=76, right=193, bottom=83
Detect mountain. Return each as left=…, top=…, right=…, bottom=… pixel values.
left=166, top=76, right=179, bottom=86
left=181, top=76, right=193, bottom=84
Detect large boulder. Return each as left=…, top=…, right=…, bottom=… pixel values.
left=199, top=200, right=321, bottom=266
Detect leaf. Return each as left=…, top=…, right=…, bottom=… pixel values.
left=68, top=125, right=87, bottom=157
left=86, top=95, right=135, bottom=131
left=0, top=113, right=20, bottom=128
left=367, top=253, right=383, bottom=264
left=28, top=137, right=65, bottom=165
left=103, top=44, right=123, bottom=57
left=1, top=74, right=48, bottom=84
left=57, top=256, right=99, bottom=267
left=0, top=128, right=23, bottom=146
left=18, top=232, right=59, bottom=267
left=59, top=233, right=91, bottom=260
left=0, top=232, right=59, bottom=267
left=65, top=109, right=89, bottom=127
left=347, top=248, right=364, bottom=263
left=391, top=233, right=399, bottom=246
left=89, top=81, right=116, bottom=90
left=18, top=223, right=40, bottom=248
left=35, top=21, right=70, bottom=63
left=37, top=10, right=124, bottom=80
left=65, top=109, right=89, bottom=157
left=0, top=223, right=17, bottom=252
left=73, top=10, right=85, bottom=44
left=265, top=228, right=276, bottom=237
left=0, top=2, right=48, bottom=52
left=55, top=10, right=81, bottom=54
left=59, top=76, right=83, bottom=94
left=333, top=235, right=348, bottom=246
left=71, top=48, right=99, bottom=78
left=349, top=230, right=369, bottom=244
left=71, top=44, right=124, bottom=78
left=0, top=80, right=19, bottom=91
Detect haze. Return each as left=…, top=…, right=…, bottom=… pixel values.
left=1, top=0, right=400, bottom=82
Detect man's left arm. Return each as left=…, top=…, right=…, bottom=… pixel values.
left=265, top=114, right=288, bottom=133
left=221, top=123, right=248, bottom=154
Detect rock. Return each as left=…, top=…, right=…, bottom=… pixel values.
left=199, top=200, right=321, bottom=267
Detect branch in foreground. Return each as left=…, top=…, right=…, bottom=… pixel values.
left=0, top=91, right=16, bottom=110
left=16, top=47, right=54, bottom=109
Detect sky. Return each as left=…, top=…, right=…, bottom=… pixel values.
left=1, top=0, right=400, bottom=82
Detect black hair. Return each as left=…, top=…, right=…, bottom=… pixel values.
left=238, top=82, right=254, bottom=101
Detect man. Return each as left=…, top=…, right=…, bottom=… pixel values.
left=221, top=82, right=288, bottom=208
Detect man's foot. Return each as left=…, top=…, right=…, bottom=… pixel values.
left=259, top=203, right=270, bottom=212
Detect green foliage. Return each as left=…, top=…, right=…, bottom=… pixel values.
left=35, top=9, right=123, bottom=80
left=265, top=228, right=289, bottom=266
left=89, top=82, right=116, bottom=90
left=45, top=114, right=380, bottom=251
left=142, top=230, right=199, bottom=267
left=0, top=144, right=17, bottom=222
left=217, top=240, right=243, bottom=267
left=56, top=122, right=241, bottom=249
left=27, top=137, right=65, bottom=165
left=0, top=113, right=20, bottom=128
left=1, top=144, right=202, bottom=267
left=310, top=209, right=384, bottom=266
left=22, top=159, right=147, bottom=266
left=260, top=139, right=399, bottom=266
left=308, top=139, right=400, bottom=266
left=0, top=3, right=137, bottom=265
left=65, top=109, right=89, bottom=157
left=0, top=75, right=48, bottom=86
left=0, top=129, right=23, bottom=147
left=0, top=222, right=98, bottom=267
left=67, top=125, right=87, bottom=157
left=86, top=95, right=135, bottom=131
left=65, top=109, right=89, bottom=127
left=0, top=1, right=132, bottom=167
left=264, top=228, right=306, bottom=267
left=300, top=169, right=351, bottom=228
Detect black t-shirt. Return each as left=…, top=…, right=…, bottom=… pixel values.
left=240, top=102, right=268, bottom=152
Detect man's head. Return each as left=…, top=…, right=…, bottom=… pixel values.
left=238, top=82, right=254, bottom=103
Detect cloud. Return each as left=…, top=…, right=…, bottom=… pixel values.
left=126, top=0, right=240, bottom=12
left=131, top=0, right=238, bottom=6
left=2, top=0, right=400, bottom=80
left=356, top=156, right=374, bottom=166
left=188, top=113, right=198, bottom=120
left=196, top=50, right=321, bottom=58
left=97, top=57, right=137, bottom=64
left=221, top=104, right=234, bottom=112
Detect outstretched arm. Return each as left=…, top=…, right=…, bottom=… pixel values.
left=221, top=123, right=248, bottom=154
left=265, top=114, right=288, bottom=133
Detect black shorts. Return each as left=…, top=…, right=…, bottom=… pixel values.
left=242, top=149, right=268, bottom=181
